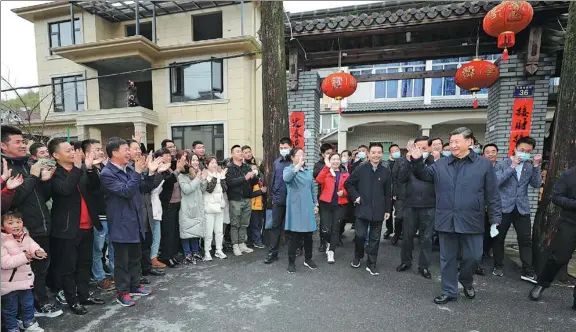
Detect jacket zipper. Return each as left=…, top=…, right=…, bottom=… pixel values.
left=9, top=268, right=18, bottom=282
left=22, top=166, right=48, bottom=234
left=63, top=212, right=70, bottom=232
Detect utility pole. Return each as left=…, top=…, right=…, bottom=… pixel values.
left=260, top=1, right=289, bottom=207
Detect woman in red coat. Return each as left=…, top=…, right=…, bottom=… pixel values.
left=315, top=152, right=349, bottom=264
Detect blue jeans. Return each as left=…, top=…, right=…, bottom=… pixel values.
left=250, top=210, right=264, bottom=245
left=1, top=289, right=34, bottom=331
left=182, top=238, right=200, bottom=255
left=92, top=221, right=114, bottom=280
left=150, top=219, right=161, bottom=259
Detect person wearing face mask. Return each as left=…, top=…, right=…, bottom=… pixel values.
left=441, top=143, right=452, bottom=158
left=469, top=137, right=483, bottom=155
left=313, top=143, right=335, bottom=253
left=350, top=145, right=368, bottom=174
left=264, top=138, right=293, bottom=264
left=493, top=136, right=542, bottom=282
left=383, top=144, right=407, bottom=245
left=340, top=150, right=354, bottom=241
left=396, top=136, right=436, bottom=279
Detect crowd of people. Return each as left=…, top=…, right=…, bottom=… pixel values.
left=1, top=124, right=575, bottom=331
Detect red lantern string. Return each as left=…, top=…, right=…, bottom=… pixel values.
left=502, top=48, right=509, bottom=62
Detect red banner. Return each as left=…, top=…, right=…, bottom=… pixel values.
left=508, top=98, right=534, bottom=156
left=289, top=112, right=305, bottom=149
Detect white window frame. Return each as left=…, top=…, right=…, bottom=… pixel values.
left=50, top=72, right=86, bottom=113
left=167, top=120, right=228, bottom=157
left=331, top=114, right=340, bottom=129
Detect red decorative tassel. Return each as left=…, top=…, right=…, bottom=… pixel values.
left=473, top=97, right=478, bottom=109
left=502, top=48, right=509, bottom=62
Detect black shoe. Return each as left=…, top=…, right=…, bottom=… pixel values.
left=390, top=235, right=399, bottom=245
left=287, top=261, right=296, bottom=274
left=318, top=243, right=327, bottom=253
left=79, top=296, right=105, bottom=305
left=418, top=267, right=432, bottom=279
left=396, top=263, right=411, bottom=272
left=162, top=258, right=176, bottom=268
left=140, top=277, right=151, bottom=285
left=529, top=285, right=544, bottom=301
left=463, top=286, right=475, bottom=299
left=69, top=303, right=88, bottom=315
left=351, top=258, right=361, bottom=268
left=173, top=253, right=184, bottom=263
left=433, top=294, right=457, bottom=305
left=304, top=259, right=318, bottom=270
left=264, top=254, right=278, bottom=264
left=475, top=267, right=486, bottom=276
left=148, top=268, right=165, bottom=276
left=383, top=230, right=392, bottom=240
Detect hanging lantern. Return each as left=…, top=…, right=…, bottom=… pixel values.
left=483, top=1, right=533, bottom=62
left=321, top=71, right=358, bottom=115
left=454, top=59, right=499, bottom=108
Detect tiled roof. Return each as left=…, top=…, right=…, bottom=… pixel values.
left=286, top=1, right=568, bottom=34
left=344, top=98, right=488, bottom=113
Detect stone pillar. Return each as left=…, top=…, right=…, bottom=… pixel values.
left=88, top=127, right=102, bottom=142
left=133, top=122, right=148, bottom=148
left=76, top=125, right=88, bottom=141
left=485, top=53, right=556, bottom=224
left=337, top=119, right=348, bottom=150
left=286, top=71, right=321, bottom=167
left=421, top=126, right=432, bottom=137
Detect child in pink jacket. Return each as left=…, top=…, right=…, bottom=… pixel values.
left=1, top=211, right=47, bottom=332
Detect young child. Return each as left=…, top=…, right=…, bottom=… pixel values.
left=249, top=164, right=266, bottom=249
left=1, top=211, right=47, bottom=332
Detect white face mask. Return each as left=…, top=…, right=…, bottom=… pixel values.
left=341, top=157, right=349, bottom=164
left=422, top=152, right=430, bottom=159
left=280, top=149, right=290, bottom=157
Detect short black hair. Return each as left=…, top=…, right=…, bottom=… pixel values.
left=241, top=145, right=251, bottom=151
left=47, top=137, right=68, bottom=158
left=358, top=145, right=368, bottom=150
left=368, top=142, right=383, bottom=151
left=428, top=137, right=443, bottom=146
left=153, top=148, right=172, bottom=158
left=73, top=141, right=83, bottom=150
left=0, top=125, right=22, bottom=144
left=516, top=136, right=536, bottom=149
left=279, top=137, right=292, bottom=146
left=320, top=143, right=334, bottom=155
left=341, top=150, right=352, bottom=157
left=290, top=147, right=303, bottom=158
left=106, top=137, right=128, bottom=158
left=126, top=138, right=139, bottom=148
left=388, top=144, right=399, bottom=152
left=29, top=142, right=45, bottom=156
left=414, top=136, right=430, bottom=145
left=449, top=127, right=474, bottom=140
left=192, top=141, right=204, bottom=149
left=81, top=139, right=100, bottom=154
left=442, top=142, right=450, bottom=148
left=231, top=144, right=241, bottom=153
left=2, top=211, right=23, bottom=224
left=161, top=139, right=174, bottom=148
left=483, top=143, right=499, bottom=152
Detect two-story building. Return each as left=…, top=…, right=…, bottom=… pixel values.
left=13, top=0, right=262, bottom=159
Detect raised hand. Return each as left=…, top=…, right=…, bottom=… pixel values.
left=176, top=157, right=186, bottom=172
left=511, top=156, right=521, bottom=168
left=40, top=167, right=55, bottom=182
left=411, top=148, right=422, bottom=160
left=432, top=150, right=441, bottom=160
left=35, top=249, right=47, bottom=259
left=261, top=186, right=267, bottom=193
left=324, top=155, right=330, bottom=167
left=132, top=130, right=142, bottom=143
left=6, top=174, right=24, bottom=189
left=148, top=157, right=163, bottom=173
left=74, top=150, right=83, bottom=168
left=245, top=171, right=255, bottom=181
left=533, top=154, right=542, bottom=167
left=157, top=161, right=170, bottom=173
left=1, top=159, right=11, bottom=181
left=30, top=161, right=43, bottom=177
left=134, top=156, right=146, bottom=173
left=85, top=151, right=94, bottom=169
left=201, top=169, right=209, bottom=179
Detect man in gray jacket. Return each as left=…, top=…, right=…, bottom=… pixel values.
left=492, top=136, right=542, bottom=282
left=411, top=127, right=501, bottom=305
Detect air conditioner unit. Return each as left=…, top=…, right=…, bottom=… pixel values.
left=323, top=103, right=330, bottom=109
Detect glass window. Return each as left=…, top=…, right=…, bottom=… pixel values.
left=170, top=60, right=224, bottom=102
left=193, top=12, right=223, bottom=41
left=171, top=124, right=225, bottom=160
left=125, top=22, right=153, bottom=41
left=49, top=19, right=81, bottom=50
left=331, top=114, right=340, bottom=129
left=52, top=75, right=84, bottom=112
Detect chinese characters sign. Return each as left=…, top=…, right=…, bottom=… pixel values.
left=508, top=98, right=534, bottom=156
left=289, top=112, right=305, bottom=149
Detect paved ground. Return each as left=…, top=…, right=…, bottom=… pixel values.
left=38, top=230, right=576, bottom=332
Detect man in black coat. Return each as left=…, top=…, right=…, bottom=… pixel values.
left=383, top=144, right=408, bottom=243
left=344, top=142, right=392, bottom=276
left=48, top=138, right=105, bottom=315
left=411, top=127, right=501, bottom=305
left=529, top=166, right=576, bottom=309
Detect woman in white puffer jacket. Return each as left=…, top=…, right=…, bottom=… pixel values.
left=201, top=156, right=228, bottom=260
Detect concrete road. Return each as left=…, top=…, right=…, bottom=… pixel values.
left=38, top=232, right=576, bottom=332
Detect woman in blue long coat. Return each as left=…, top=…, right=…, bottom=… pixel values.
left=283, top=147, right=319, bottom=274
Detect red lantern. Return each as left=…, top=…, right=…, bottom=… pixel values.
left=483, top=1, right=533, bottom=61
left=321, top=72, right=357, bottom=100
left=454, top=59, right=499, bottom=108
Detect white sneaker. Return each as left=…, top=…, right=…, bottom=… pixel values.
left=239, top=243, right=254, bottom=253
left=215, top=250, right=227, bottom=259
left=25, top=321, right=45, bottom=332
left=232, top=244, right=242, bottom=256
left=327, top=250, right=335, bottom=264
left=204, top=252, right=213, bottom=261
left=326, top=243, right=330, bottom=253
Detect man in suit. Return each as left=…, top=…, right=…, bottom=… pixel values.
left=385, top=144, right=407, bottom=244
left=411, top=127, right=501, bottom=304
left=493, top=136, right=542, bottom=283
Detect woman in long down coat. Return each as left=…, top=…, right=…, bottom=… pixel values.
left=178, top=152, right=205, bottom=264
left=283, top=147, right=318, bottom=274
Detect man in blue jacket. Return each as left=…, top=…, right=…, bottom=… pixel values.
left=493, top=136, right=542, bottom=282
left=100, top=137, right=153, bottom=307
left=264, top=137, right=293, bottom=264
left=411, top=127, right=501, bottom=305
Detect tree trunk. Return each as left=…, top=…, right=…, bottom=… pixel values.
left=261, top=1, right=289, bottom=208
left=532, top=2, right=576, bottom=280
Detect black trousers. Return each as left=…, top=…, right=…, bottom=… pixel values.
left=141, top=232, right=152, bottom=276
left=493, top=207, right=534, bottom=272
left=354, top=218, right=383, bottom=269
left=57, top=229, right=93, bottom=305
left=113, top=241, right=142, bottom=294
left=319, top=202, right=343, bottom=252
left=288, top=232, right=313, bottom=262
left=483, top=211, right=493, bottom=255
left=160, top=202, right=181, bottom=261
left=31, top=236, right=51, bottom=307
left=267, top=205, right=287, bottom=256
left=392, top=199, right=404, bottom=235
left=401, top=207, right=435, bottom=268
left=538, top=221, right=576, bottom=299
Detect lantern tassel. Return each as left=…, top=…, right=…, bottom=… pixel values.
left=473, top=94, right=478, bottom=109
left=502, top=48, right=509, bottom=62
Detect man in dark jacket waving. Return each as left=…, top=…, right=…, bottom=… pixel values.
left=411, top=127, right=501, bottom=305
left=344, top=142, right=392, bottom=276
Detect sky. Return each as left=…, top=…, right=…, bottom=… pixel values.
left=0, top=0, right=379, bottom=95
